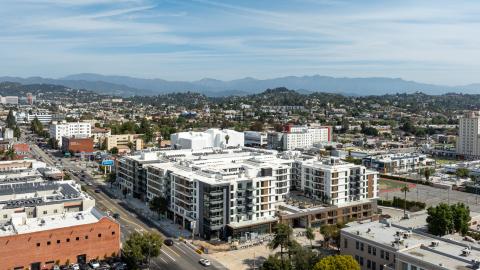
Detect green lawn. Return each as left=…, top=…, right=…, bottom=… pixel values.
left=379, top=179, right=409, bottom=190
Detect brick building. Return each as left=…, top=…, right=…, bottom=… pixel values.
left=62, top=137, right=94, bottom=154
left=0, top=208, right=120, bottom=270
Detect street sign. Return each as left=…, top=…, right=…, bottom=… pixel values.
left=101, top=159, right=114, bottom=166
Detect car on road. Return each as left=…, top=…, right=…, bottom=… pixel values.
left=94, top=189, right=101, bottom=193
left=199, top=259, right=211, bottom=267
left=112, top=213, right=120, bottom=219
left=88, top=260, right=100, bottom=269
left=111, top=262, right=127, bottom=270
left=164, top=239, right=174, bottom=246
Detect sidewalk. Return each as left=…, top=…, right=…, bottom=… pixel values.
left=105, top=184, right=191, bottom=238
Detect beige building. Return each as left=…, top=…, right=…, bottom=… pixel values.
left=106, top=134, right=143, bottom=152
left=457, top=111, right=480, bottom=158
left=341, top=216, right=480, bottom=270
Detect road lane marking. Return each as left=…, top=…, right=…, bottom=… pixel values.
left=161, top=250, right=176, bottom=262
left=164, top=246, right=180, bottom=257
left=160, top=257, right=168, bottom=264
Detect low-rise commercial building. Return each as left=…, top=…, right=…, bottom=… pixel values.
left=49, top=122, right=92, bottom=147
left=244, top=131, right=268, bottom=148
left=171, top=128, right=244, bottom=150
left=105, top=134, right=143, bottom=153
left=362, top=153, right=435, bottom=173
left=61, top=136, right=94, bottom=154
left=341, top=216, right=480, bottom=270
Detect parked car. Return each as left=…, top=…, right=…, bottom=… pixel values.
left=52, top=265, right=60, bottom=270
left=94, top=189, right=101, bottom=193
left=111, top=262, right=127, bottom=270
left=88, top=260, right=100, bottom=269
left=112, top=213, right=120, bottom=219
left=70, top=264, right=80, bottom=270
left=164, top=239, right=174, bottom=246
left=199, top=259, right=211, bottom=267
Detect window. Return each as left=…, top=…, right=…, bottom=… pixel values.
left=112, top=231, right=116, bottom=235
left=36, top=243, right=40, bottom=247
left=373, top=247, right=376, bottom=256
left=401, top=262, right=408, bottom=270
left=85, top=236, right=89, bottom=240
left=360, top=243, right=364, bottom=251
left=380, top=265, right=384, bottom=270
left=367, top=259, right=371, bottom=269
left=411, top=266, right=417, bottom=270
left=66, top=238, right=70, bottom=242
left=385, top=252, right=390, bottom=260
left=359, top=257, right=364, bottom=266
left=356, top=241, right=359, bottom=250
left=76, top=237, right=80, bottom=241
left=355, top=255, right=359, bottom=262
left=98, top=233, right=102, bottom=237
left=43, top=211, right=47, bottom=215
left=57, top=240, right=60, bottom=244
left=368, top=245, right=371, bottom=254
left=2, top=214, right=7, bottom=218
left=47, top=241, right=51, bottom=245
left=372, top=261, right=376, bottom=270
left=344, top=238, right=348, bottom=248
left=54, top=209, right=58, bottom=213
left=380, top=250, right=384, bottom=259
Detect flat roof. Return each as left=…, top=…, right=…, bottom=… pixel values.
left=0, top=207, right=105, bottom=236
left=342, top=215, right=480, bottom=270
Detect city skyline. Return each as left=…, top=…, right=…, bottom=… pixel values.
left=2, top=0, right=480, bottom=86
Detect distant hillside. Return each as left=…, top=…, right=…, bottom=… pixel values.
left=0, top=81, right=106, bottom=102
left=2, top=73, right=480, bottom=97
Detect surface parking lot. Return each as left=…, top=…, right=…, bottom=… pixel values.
left=380, top=181, right=480, bottom=213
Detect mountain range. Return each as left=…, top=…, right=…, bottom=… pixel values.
left=1, top=73, right=479, bottom=97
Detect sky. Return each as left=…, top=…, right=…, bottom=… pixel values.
left=1, top=0, right=480, bottom=85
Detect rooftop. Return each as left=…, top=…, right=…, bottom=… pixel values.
left=0, top=207, right=105, bottom=236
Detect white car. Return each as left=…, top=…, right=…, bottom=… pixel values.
left=89, top=260, right=100, bottom=269
left=199, top=259, right=211, bottom=267
left=71, top=264, right=80, bottom=270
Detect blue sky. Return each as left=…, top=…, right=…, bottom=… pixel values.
left=1, top=0, right=480, bottom=85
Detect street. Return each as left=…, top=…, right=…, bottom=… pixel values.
left=26, top=134, right=222, bottom=270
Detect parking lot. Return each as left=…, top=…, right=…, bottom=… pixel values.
left=380, top=181, right=480, bottom=213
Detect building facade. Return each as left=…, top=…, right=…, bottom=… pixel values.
left=457, top=111, right=480, bottom=159
left=171, top=128, right=244, bottom=150
left=49, top=122, right=91, bottom=147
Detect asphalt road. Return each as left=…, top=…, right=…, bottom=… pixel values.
left=26, top=136, right=220, bottom=270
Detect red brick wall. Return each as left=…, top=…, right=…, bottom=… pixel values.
left=62, top=138, right=94, bottom=154
left=0, top=217, right=120, bottom=270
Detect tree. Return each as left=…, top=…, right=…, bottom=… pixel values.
left=224, top=134, right=230, bottom=145
left=13, top=126, right=21, bottom=138
left=110, top=147, right=119, bottom=155
left=127, top=141, right=135, bottom=151
left=250, top=121, right=264, bottom=132
left=320, top=223, right=344, bottom=247
left=100, top=139, right=108, bottom=151
left=456, top=168, right=470, bottom=178
left=269, top=223, right=293, bottom=269
left=123, top=231, right=163, bottom=269
left=105, top=172, right=116, bottom=187
left=4, top=147, right=16, bottom=160
left=426, top=203, right=454, bottom=236
left=451, top=203, right=471, bottom=235
left=400, top=184, right=410, bottom=217
left=149, top=196, right=169, bottom=218
left=305, top=227, right=315, bottom=249
left=6, top=109, right=16, bottom=129
left=313, top=255, right=360, bottom=270
left=424, top=168, right=433, bottom=182
left=260, top=255, right=289, bottom=270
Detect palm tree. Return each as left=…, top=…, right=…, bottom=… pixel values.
left=268, top=223, right=293, bottom=269
left=224, top=134, right=230, bottom=145
left=305, top=227, right=315, bottom=249
left=401, top=184, right=410, bottom=218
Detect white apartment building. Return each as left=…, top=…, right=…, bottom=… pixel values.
left=49, top=121, right=91, bottom=147
left=15, top=111, right=53, bottom=124
left=283, top=125, right=331, bottom=150
left=457, top=111, right=480, bottom=158
left=171, top=128, right=244, bottom=150
left=295, top=157, right=378, bottom=205
left=142, top=148, right=292, bottom=240
left=0, top=96, right=19, bottom=105
left=244, top=131, right=268, bottom=147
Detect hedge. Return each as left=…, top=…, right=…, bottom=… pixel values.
left=377, top=196, right=426, bottom=212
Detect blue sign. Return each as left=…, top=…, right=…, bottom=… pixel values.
left=101, top=160, right=114, bottom=166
